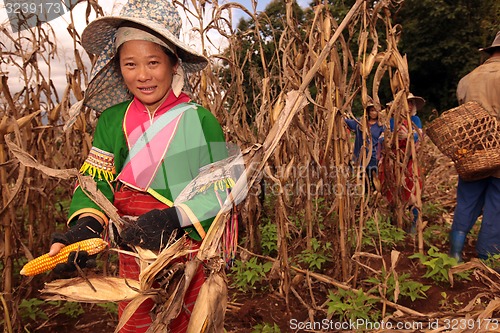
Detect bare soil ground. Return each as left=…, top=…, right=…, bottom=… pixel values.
left=28, top=236, right=499, bottom=333
left=223, top=239, right=499, bottom=332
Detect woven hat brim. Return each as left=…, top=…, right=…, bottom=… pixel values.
left=479, top=32, right=500, bottom=54
left=479, top=45, right=500, bottom=54
left=408, top=96, right=425, bottom=110
left=84, top=59, right=132, bottom=113
left=81, top=16, right=208, bottom=72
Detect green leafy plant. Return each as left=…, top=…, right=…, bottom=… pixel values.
left=393, top=273, right=430, bottom=301
left=422, top=224, right=448, bottom=247
left=439, top=291, right=449, bottom=309
left=422, top=202, right=446, bottom=220
left=326, top=288, right=380, bottom=323
left=229, top=257, right=273, bottom=292
left=58, top=302, right=84, bottom=318
left=19, top=298, right=49, bottom=321
left=288, top=209, right=306, bottom=232
left=362, top=216, right=405, bottom=249
left=482, top=253, right=500, bottom=272
left=97, top=302, right=119, bottom=315
left=409, top=246, right=471, bottom=283
left=252, top=322, right=281, bottom=333
left=365, top=269, right=430, bottom=302
left=260, top=220, right=278, bottom=256
left=313, top=197, right=327, bottom=230
left=295, top=238, right=331, bottom=271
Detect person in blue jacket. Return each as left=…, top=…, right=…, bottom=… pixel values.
left=345, top=100, right=385, bottom=189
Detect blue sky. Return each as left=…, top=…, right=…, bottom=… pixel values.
left=232, top=0, right=310, bottom=20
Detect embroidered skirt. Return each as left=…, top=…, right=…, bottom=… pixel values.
left=114, top=186, right=205, bottom=333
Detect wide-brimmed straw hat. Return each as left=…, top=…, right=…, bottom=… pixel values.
left=64, top=0, right=208, bottom=126
left=407, top=92, right=425, bottom=110
left=479, top=31, right=500, bottom=54
left=82, top=0, right=207, bottom=70
left=366, top=100, right=379, bottom=112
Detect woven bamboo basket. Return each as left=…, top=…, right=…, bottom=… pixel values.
left=426, top=101, right=500, bottom=181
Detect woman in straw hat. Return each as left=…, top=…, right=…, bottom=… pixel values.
left=449, top=31, right=500, bottom=263
left=47, top=0, right=236, bottom=331
left=344, top=98, right=385, bottom=190
left=378, top=92, right=425, bottom=233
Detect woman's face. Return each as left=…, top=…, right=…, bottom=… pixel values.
left=119, top=40, right=177, bottom=112
left=408, top=100, right=418, bottom=115
left=368, top=107, right=378, bottom=120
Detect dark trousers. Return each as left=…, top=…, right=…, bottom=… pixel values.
left=452, top=176, right=500, bottom=258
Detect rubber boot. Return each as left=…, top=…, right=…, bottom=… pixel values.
left=477, top=253, right=488, bottom=260
left=449, top=230, right=466, bottom=263
left=410, top=207, right=418, bottom=235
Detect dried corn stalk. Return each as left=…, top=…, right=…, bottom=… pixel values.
left=2, top=0, right=434, bottom=331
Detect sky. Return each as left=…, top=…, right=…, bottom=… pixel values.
left=0, top=0, right=309, bottom=98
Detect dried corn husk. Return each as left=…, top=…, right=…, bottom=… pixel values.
left=41, top=277, right=141, bottom=302
left=0, top=111, right=41, bottom=136
left=139, top=237, right=196, bottom=290
left=271, top=92, right=285, bottom=124
left=186, top=268, right=227, bottom=333
left=115, top=294, right=158, bottom=333
left=146, top=260, right=201, bottom=333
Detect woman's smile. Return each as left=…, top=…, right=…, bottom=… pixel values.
left=119, top=40, right=177, bottom=113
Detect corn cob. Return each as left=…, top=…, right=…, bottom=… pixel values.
left=20, top=238, right=108, bottom=276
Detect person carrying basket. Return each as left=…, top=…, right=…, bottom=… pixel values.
left=449, top=31, right=500, bottom=263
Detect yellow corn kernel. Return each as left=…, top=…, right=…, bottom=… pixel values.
left=20, top=238, right=108, bottom=276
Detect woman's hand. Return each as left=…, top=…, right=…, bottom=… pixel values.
left=397, top=125, right=409, bottom=139
left=121, top=207, right=185, bottom=251
left=48, top=242, right=65, bottom=257
left=49, top=216, right=104, bottom=274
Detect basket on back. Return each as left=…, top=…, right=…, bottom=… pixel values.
left=426, top=101, right=500, bottom=181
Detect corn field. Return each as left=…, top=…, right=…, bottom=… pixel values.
left=1, top=0, right=499, bottom=332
